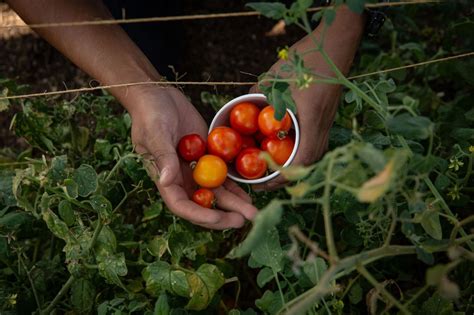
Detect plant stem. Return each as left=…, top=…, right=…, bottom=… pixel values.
left=273, top=268, right=287, bottom=312
left=19, top=256, right=41, bottom=311
left=462, top=154, right=473, bottom=185
left=41, top=275, right=75, bottom=315
left=424, top=177, right=474, bottom=251
left=401, top=284, right=429, bottom=309
left=323, top=155, right=339, bottom=261
left=356, top=264, right=410, bottom=314
left=450, top=215, right=474, bottom=242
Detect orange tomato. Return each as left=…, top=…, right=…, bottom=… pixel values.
left=193, top=155, right=228, bottom=188
left=261, top=137, right=294, bottom=165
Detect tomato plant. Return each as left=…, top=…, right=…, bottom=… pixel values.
left=261, top=136, right=294, bottom=165
left=235, top=148, right=267, bottom=179
left=193, top=154, right=228, bottom=188
left=230, top=102, right=260, bottom=135
left=258, top=105, right=292, bottom=139
left=207, top=126, right=242, bottom=162
left=177, top=133, right=206, bottom=161
left=192, top=188, right=215, bottom=208
left=1, top=1, right=473, bottom=314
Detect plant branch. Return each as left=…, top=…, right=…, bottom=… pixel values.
left=41, top=275, right=75, bottom=315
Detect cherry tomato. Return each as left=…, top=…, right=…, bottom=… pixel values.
left=177, top=134, right=206, bottom=162
left=258, top=105, right=292, bottom=139
left=192, top=188, right=215, bottom=208
left=241, top=135, right=257, bottom=150
left=230, top=102, right=260, bottom=135
left=261, top=137, right=294, bottom=165
left=207, top=127, right=242, bottom=162
left=235, top=148, right=267, bottom=179
left=193, top=155, right=228, bottom=188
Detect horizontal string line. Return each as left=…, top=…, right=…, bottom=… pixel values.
left=1, top=50, right=471, bottom=101
left=0, top=1, right=440, bottom=29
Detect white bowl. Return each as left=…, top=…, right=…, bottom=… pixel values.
left=208, top=93, right=300, bottom=184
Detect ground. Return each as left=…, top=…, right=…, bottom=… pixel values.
left=0, top=1, right=304, bottom=148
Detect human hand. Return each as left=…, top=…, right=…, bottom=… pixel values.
left=127, top=86, right=257, bottom=229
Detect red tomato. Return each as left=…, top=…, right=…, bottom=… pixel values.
left=241, top=135, right=257, bottom=150
left=177, top=134, right=206, bottom=162
left=230, top=102, right=260, bottom=135
left=193, top=155, right=228, bottom=188
left=235, top=148, right=267, bottom=179
left=258, top=105, right=292, bottom=139
left=207, top=127, right=242, bottom=162
left=192, top=188, right=215, bottom=208
left=261, top=137, right=294, bottom=165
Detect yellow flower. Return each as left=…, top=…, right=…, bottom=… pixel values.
left=469, top=145, right=474, bottom=153
left=447, top=185, right=460, bottom=201
left=448, top=157, right=464, bottom=172
left=278, top=47, right=289, bottom=61
left=8, top=294, right=17, bottom=306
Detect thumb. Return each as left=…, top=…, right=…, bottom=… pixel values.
left=147, top=134, right=180, bottom=187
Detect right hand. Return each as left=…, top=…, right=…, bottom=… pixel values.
left=127, top=86, right=258, bottom=229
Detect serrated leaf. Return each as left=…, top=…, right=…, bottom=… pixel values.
left=386, top=113, right=433, bottom=140
left=250, top=227, right=284, bottom=272
left=257, top=267, right=274, bottom=288
left=64, top=179, right=79, bottom=199
left=186, top=264, right=225, bottom=310
left=246, top=2, right=287, bottom=20
left=89, top=195, right=112, bottom=224
left=228, top=200, right=283, bottom=258
left=97, top=252, right=127, bottom=288
left=71, top=278, right=95, bottom=313
left=42, top=208, right=70, bottom=240
left=302, top=257, right=327, bottom=285
left=357, top=159, right=394, bottom=203
left=72, top=164, right=98, bottom=197
left=58, top=200, right=75, bottom=226
left=154, top=293, right=170, bottom=315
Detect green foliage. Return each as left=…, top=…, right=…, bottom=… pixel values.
left=1, top=1, right=474, bottom=314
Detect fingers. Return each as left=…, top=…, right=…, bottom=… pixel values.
left=223, top=180, right=252, bottom=203
left=158, top=183, right=246, bottom=230
left=213, top=186, right=258, bottom=220
left=147, top=134, right=180, bottom=187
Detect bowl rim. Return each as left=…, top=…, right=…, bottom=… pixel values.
left=208, top=93, right=300, bottom=184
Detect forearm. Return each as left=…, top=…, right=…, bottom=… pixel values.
left=6, top=0, right=161, bottom=111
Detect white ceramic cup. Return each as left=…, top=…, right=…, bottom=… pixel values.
left=208, top=93, right=300, bottom=184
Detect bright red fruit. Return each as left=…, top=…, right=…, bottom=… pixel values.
left=192, top=188, right=215, bottom=208
left=261, top=137, right=294, bottom=165
left=258, top=105, right=292, bottom=139
left=235, top=148, right=267, bottom=179
left=207, top=127, right=242, bottom=162
left=230, top=102, right=260, bottom=135
left=177, top=134, right=206, bottom=162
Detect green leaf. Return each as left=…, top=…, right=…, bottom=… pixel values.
left=255, top=290, right=282, bottom=314
left=147, top=236, right=168, bottom=258
left=186, top=264, right=225, bottom=311
left=72, top=164, right=98, bottom=197
left=349, top=282, right=363, bottom=304
left=94, top=225, right=117, bottom=256
left=355, top=143, right=386, bottom=172
left=346, top=0, right=366, bottom=14
left=143, top=202, right=163, bottom=221
left=97, top=252, right=128, bottom=288
left=48, top=155, right=68, bottom=184
left=302, top=257, right=327, bottom=285
left=228, top=200, right=283, bottom=258
left=426, top=264, right=446, bottom=286
left=450, top=128, right=474, bottom=142
left=58, top=200, right=75, bottom=227
left=420, top=293, right=455, bottom=315
left=250, top=227, right=284, bottom=272
left=419, top=211, right=442, bottom=240
left=71, top=126, right=90, bottom=151
left=71, top=278, right=95, bottom=313
left=89, top=195, right=112, bottom=224
left=386, top=113, right=433, bottom=140
left=257, top=267, right=274, bottom=288
left=267, top=81, right=297, bottom=120
left=142, top=261, right=190, bottom=298
left=154, top=293, right=170, bottom=315
left=246, top=2, right=287, bottom=19
left=434, top=174, right=450, bottom=191
left=64, top=179, right=79, bottom=199
left=42, top=208, right=70, bottom=240
left=0, top=88, right=9, bottom=112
